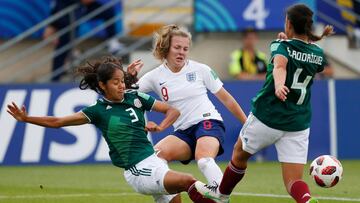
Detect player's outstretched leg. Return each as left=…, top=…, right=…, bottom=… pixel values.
left=195, top=138, right=252, bottom=203
left=194, top=160, right=244, bottom=203
left=195, top=181, right=229, bottom=203
left=282, top=163, right=317, bottom=203
left=188, top=181, right=218, bottom=203
left=196, top=137, right=224, bottom=187
left=164, top=170, right=217, bottom=203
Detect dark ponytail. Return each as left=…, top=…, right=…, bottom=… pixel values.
left=287, top=4, right=334, bottom=42
left=307, top=25, right=334, bottom=42
left=77, top=60, right=103, bottom=94
left=77, top=56, right=134, bottom=94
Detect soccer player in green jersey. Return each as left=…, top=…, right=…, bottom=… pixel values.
left=7, top=56, right=217, bottom=203
left=195, top=4, right=334, bottom=203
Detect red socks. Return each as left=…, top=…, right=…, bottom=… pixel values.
left=219, top=161, right=246, bottom=195
left=290, top=180, right=312, bottom=203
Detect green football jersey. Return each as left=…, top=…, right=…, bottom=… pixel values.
left=252, top=39, right=326, bottom=131
left=82, top=90, right=156, bottom=169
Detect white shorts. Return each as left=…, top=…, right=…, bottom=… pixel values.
left=239, top=113, right=310, bottom=164
left=124, top=154, right=177, bottom=203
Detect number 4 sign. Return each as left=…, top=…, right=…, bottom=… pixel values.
left=243, top=0, right=269, bottom=29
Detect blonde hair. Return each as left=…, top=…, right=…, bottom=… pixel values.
left=152, top=24, right=192, bottom=60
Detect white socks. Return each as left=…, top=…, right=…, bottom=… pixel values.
left=197, top=157, right=223, bottom=185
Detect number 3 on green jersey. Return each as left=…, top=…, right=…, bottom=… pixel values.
left=126, top=107, right=139, bottom=123
left=291, top=68, right=312, bottom=105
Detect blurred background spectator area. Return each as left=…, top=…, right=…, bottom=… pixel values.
left=0, top=0, right=123, bottom=39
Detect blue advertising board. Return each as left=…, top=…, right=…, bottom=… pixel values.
left=0, top=0, right=49, bottom=38
left=194, top=0, right=315, bottom=32
left=0, top=0, right=122, bottom=39
left=0, top=84, right=108, bottom=165
left=317, top=0, right=348, bottom=34
left=336, top=80, right=360, bottom=159
left=0, top=80, right=359, bottom=166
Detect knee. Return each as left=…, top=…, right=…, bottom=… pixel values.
left=194, top=139, right=219, bottom=160
left=154, top=147, right=174, bottom=162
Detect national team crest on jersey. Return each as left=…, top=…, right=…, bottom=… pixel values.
left=186, top=72, right=196, bottom=82
left=134, top=98, right=142, bottom=108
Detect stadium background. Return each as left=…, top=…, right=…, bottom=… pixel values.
left=0, top=0, right=360, bottom=202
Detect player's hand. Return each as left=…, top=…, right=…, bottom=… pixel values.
left=275, top=85, right=290, bottom=102
left=145, top=121, right=163, bottom=132
left=7, top=102, right=28, bottom=122
left=277, top=32, right=288, bottom=40
left=127, top=59, right=143, bottom=76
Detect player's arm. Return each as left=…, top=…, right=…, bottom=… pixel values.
left=215, top=87, right=247, bottom=124
left=145, top=101, right=180, bottom=132
left=273, top=55, right=289, bottom=101
left=7, top=102, right=88, bottom=128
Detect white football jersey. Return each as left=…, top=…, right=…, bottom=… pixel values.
left=137, top=60, right=223, bottom=130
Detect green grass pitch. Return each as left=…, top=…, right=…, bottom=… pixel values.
left=1, top=161, right=359, bottom=203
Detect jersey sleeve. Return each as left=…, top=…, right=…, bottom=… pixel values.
left=202, top=65, right=223, bottom=94
left=317, top=53, right=327, bottom=73
left=81, top=103, right=99, bottom=124
left=137, top=91, right=156, bottom=111
left=137, top=71, right=156, bottom=93
left=269, top=40, right=289, bottom=63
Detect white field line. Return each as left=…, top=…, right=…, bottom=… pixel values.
left=0, top=192, right=359, bottom=202
left=232, top=192, right=360, bottom=202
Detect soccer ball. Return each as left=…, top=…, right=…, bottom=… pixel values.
left=309, top=155, right=343, bottom=188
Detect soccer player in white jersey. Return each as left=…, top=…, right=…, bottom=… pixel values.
left=127, top=24, right=247, bottom=202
